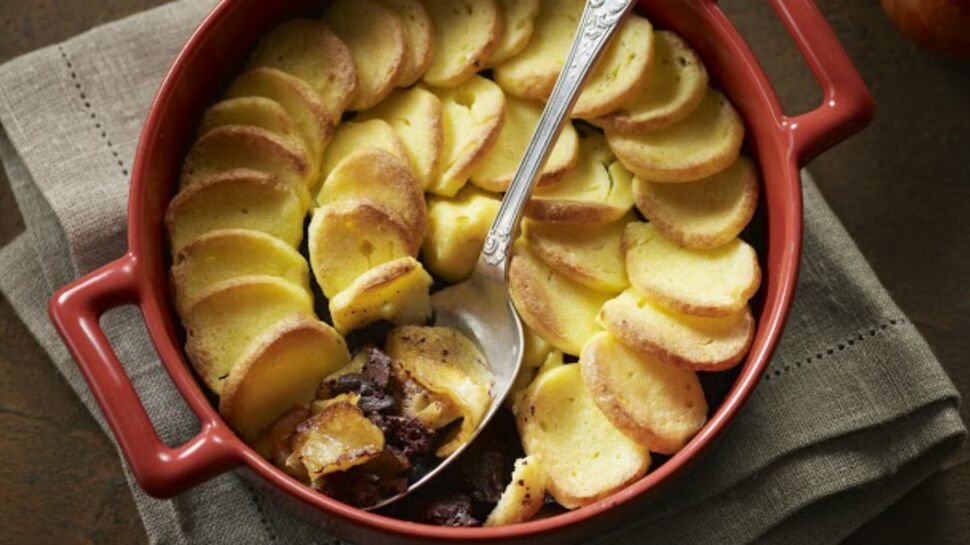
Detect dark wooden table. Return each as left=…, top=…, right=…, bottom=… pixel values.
left=1, top=1, right=967, bottom=544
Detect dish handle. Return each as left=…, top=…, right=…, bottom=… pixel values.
left=49, top=253, right=240, bottom=498
left=768, top=0, right=875, bottom=165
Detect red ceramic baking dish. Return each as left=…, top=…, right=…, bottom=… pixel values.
left=48, top=0, right=872, bottom=543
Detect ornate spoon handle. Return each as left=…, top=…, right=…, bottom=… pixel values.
left=478, top=0, right=635, bottom=276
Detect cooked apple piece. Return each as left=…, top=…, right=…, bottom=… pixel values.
left=219, top=314, right=350, bottom=441
left=378, top=0, right=435, bottom=87
left=606, top=89, right=744, bottom=183
left=431, top=75, right=507, bottom=196
left=598, top=289, right=755, bottom=371
left=488, top=0, right=540, bottom=65
left=250, top=404, right=312, bottom=464
left=484, top=455, right=546, bottom=526
left=307, top=198, right=414, bottom=299
left=318, top=148, right=426, bottom=246
left=634, top=156, right=759, bottom=250
left=517, top=363, right=649, bottom=509
left=526, top=131, right=634, bottom=223
left=329, top=257, right=433, bottom=334
left=312, top=393, right=361, bottom=414
left=580, top=332, right=707, bottom=454
left=623, top=222, right=760, bottom=317
left=398, top=375, right=463, bottom=430
left=524, top=215, right=632, bottom=293
left=171, top=229, right=310, bottom=312
left=165, top=169, right=307, bottom=253
left=198, top=97, right=295, bottom=141
left=386, top=326, right=494, bottom=457
left=319, top=119, right=410, bottom=183
left=288, top=401, right=385, bottom=479
left=358, top=87, right=444, bottom=190
left=422, top=186, right=501, bottom=282
left=246, top=18, right=357, bottom=119
left=182, top=276, right=314, bottom=394
left=322, top=0, right=407, bottom=110
left=508, top=240, right=611, bottom=356
left=423, top=0, right=502, bottom=87
left=593, top=30, right=709, bottom=133
left=470, top=96, right=579, bottom=192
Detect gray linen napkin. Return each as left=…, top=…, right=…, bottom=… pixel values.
left=0, top=2, right=964, bottom=544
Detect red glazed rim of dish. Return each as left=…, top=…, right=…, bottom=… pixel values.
left=49, top=0, right=873, bottom=541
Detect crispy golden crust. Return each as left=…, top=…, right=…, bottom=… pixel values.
left=199, top=97, right=295, bottom=140
left=524, top=217, right=631, bottom=293
left=379, top=0, right=435, bottom=87
left=488, top=0, right=541, bottom=66
left=423, top=0, right=503, bottom=87
left=571, top=16, right=655, bottom=119
left=524, top=199, right=628, bottom=224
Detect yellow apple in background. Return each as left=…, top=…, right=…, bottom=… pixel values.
left=881, top=0, right=970, bottom=56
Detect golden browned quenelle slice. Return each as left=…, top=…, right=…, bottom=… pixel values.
left=423, top=186, right=501, bottom=282
left=198, top=97, right=295, bottom=141
left=319, top=119, right=410, bottom=183
left=484, top=455, right=546, bottom=526
left=423, top=0, right=503, bottom=87
left=378, top=0, right=435, bottom=87
left=524, top=215, right=633, bottom=293
left=330, top=257, right=433, bottom=334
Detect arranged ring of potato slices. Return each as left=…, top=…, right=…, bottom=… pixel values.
left=470, top=96, right=579, bottom=192
left=623, top=222, right=761, bottom=317
left=484, top=455, right=546, bottom=526
left=423, top=186, right=501, bottom=282
left=592, top=30, right=709, bottom=133
left=607, top=89, right=745, bottom=183
left=199, top=97, right=295, bottom=141
left=322, top=0, right=408, bottom=111
left=423, top=0, right=503, bottom=87
left=523, top=215, right=632, bottom=293
left=329, top=257, right=433, bottom=334
left=488, top=0, right=541, bottom=66
left=634, top=156, right=760, bottom=249
left=378, top=0, right=435, bottom=87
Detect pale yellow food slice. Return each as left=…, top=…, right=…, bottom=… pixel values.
left=165, top=169, right=307, bottom=253
left=423, top=186, right=501, bottom=282
left=386, top=326, right=494, bottom=457
left=397, top=376, right=462, bottom=430
left=593, top=30, right=709, bottom=133
left=379, top=0, right=435, bottom=87
left=171, top=229, right=310, bottom=312
left=524, top=215, right=632, bottom=293
left=623, top=222, right=760, bottom=317
left=358, top=87, right=444, bottom=190
left=329, top=257, right=433, bottom=335
left=431, top=75, right=507, bottom=196
left=288, top=401, right=385, bottom=479
left=199, top=97, right=294, bottom=140
left=219, top=314, right=350, bottom=442
left=509, top=240, right=611, bottom=356
left=307, top=199, right=415, bottom=299
left=179, top=126, right=312, bottom=206
left=470, top=96, right=579, bottom=192
left=606, top=89, right=744, bottom=183
left=634, top=156, right=759, bottom=249
left=247, top=18, right=357, bottom=119
left=488, top=0, right=540, bottom=65
left=516, top=363, right=649, bottom=509
left=484, top=455, right=546, bottom=526
left=526, top=131, right=634, bottom=223
left=423, top=0, right=502, bottom=87
left=182, top=276, right=315, bottom=394
left=572, top=15, right=654, bottom=119
left=580, top=332, right=707, bottom=454
left=507, top=331, right=555, bottom=412
left=319, top=119, right=410, bottom=184
left=323, top=0, right=408, bottom=111
left=598, top=289, right=755, bottom=371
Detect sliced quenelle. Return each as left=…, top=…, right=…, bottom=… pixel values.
left=220, top=314, right=350, bottom=441
left=506, top=326, right=555, bottom=410
left=171, top=229, right=310, bottom=312
left=488, top=0, right=540, bottom=66
left=593, top=30, right=709, bottom=133
left=246, top=18, right=357, bottom=118
left=165, top=169, right=306, bottom=253
left=431, top=75, right=506, bottom=196
left=423, top=186, right=500, bottom=282
left=358, top=87, right=443, bottom=190
left=606, top=89, right=744, bottom=183
left=516, top=363, right=650, bottom=509
left=470, top=96, right=579, bottom=192
left=598, top=289, right=755, bottom=371
left=318, top=148, right=427, bottom=246
left=623, top=222, right=760, bottom=317
left=307, top=198, right=415, bottom=299
left=526, top=131, right=634, bottom=223
left=634, top=156, right=759, bottom=250
left=288, top=401, right=385, bottom=480
left=329, top=257, right=433, bottom=335
left=572, top=15, right=654, bottom=119
left=182, top=276, right=315, bottom=394
left=322, top=0, right=407, bottom=110
left=378, top=0, right=435, bottom=87
left=319, top=119, right=410, bottom=183
left=484, top=455, right=546, bottom=526
left=423, top=0, right=502, bottom=87
left=509, top=240, right=611, bottom=356
left=580, top=332, right=707, bottom=454
left=198, top=97, right=295, bottom=140
left=524, top=215, right=632, bottom=293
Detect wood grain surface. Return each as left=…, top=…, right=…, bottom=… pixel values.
left=0, top=1, right=966, bottom=544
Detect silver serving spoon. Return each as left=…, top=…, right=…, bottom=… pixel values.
left=369, top=0, right=635, bottom=510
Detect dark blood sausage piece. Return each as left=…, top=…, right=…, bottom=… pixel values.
left=372, top=414, right=436, bottom=457
left=363, top=347, right=392, bottom=388
left=419, top=493, right=480, bottom=527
